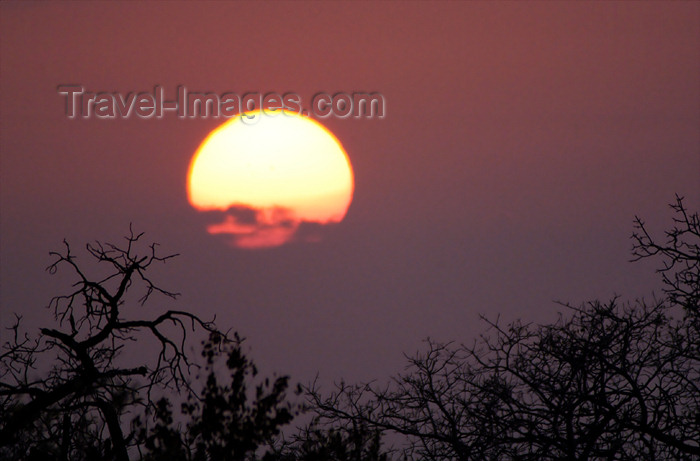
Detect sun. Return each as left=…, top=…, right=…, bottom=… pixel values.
left=187, top=111, right=354, bottom=248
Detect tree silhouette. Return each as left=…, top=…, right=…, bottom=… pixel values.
left=632, top=194, right=700, bottom=315
left=3, top=196, right=698, bottom=460
left=0, top=229, right=225, bottom=460
left=273, top=416, right=390, bottom=461
left=305, top=196, right=700, bottom=460
left=139, top=331, right=298, bottom=461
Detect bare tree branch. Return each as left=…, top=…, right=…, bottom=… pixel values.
left=0, top=229, right=226, bottom=460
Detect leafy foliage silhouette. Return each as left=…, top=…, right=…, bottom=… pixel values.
left=139, top=331, right=298, bottom=461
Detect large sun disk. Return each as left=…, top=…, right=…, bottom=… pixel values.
left=187, top=111, right=354, bottom=247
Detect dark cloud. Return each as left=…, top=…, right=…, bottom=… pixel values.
left=195, top=204, right=337, bottom=249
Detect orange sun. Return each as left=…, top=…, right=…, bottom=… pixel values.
left=187, top=111, right=354, bottom=248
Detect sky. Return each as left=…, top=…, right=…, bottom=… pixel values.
left=1, top=2, right=699, bottom=386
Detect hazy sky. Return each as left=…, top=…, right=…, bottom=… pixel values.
left=1, top=2, right=698, bottom=385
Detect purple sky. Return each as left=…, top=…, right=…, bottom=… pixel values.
left=1, top=2, right=699, bottom=385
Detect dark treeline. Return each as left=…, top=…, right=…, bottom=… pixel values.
left=1, top=196, right=698, bottom=460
